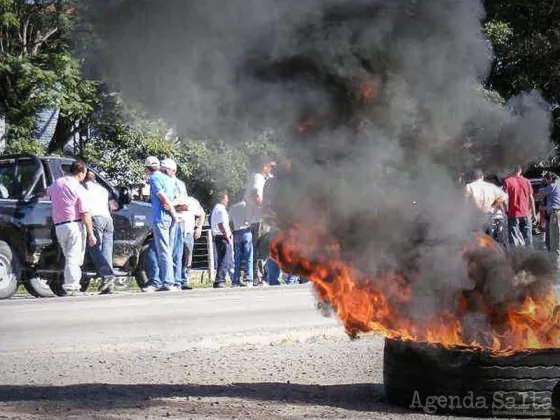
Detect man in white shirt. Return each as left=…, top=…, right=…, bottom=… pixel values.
left=465, top=169, right=508, bottom=235
left=179, top=194, right=205, bottom=289
left=244, top=156, right=274, bottom=286
left=210, top=191, right=231, bottom=288
left=84, top=171, right=118, bottom=294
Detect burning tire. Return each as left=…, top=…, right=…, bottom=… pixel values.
left=383, top=338, right=559, bottom=417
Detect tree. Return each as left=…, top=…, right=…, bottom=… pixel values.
left=484, top=0, right=560, bottom=142
left=0, top=0, right=98, bottom=150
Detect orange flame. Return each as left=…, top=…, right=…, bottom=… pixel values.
left=358, top=80, right=378, bottom=104
left=271, top=226, right=560, bottom=355
left=297, top=116, right=317, bottom=134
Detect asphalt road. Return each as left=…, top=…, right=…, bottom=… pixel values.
left=0, top=285, right=341, bottom=353
left=0, top=285, right=552, bottom=419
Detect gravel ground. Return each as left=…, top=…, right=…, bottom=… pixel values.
left=0, top=286, right=547, bottom=420
left=0, top=333, right=455, bottom=420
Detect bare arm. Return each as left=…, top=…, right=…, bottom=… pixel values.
left=194, top=213, right=206, bottom=240
left=530, top=194, right=536, bottom=218
left=81, top=212, right=97, bottom=247
left=218, top=222, right=232, bottom=242
left=156, top=191, right=179, bottom=221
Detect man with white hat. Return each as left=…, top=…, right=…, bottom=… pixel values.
left=161, top=157, right=189, bottom=289
left=143, top=156, right=180, bottom=292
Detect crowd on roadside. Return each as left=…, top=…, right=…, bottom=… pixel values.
left=465, top=165, right=560, bottom=271
left=51, top=157, right=560, bottom=298
left=46, top=154, right=304, bottom=297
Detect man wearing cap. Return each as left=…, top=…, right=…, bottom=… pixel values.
left=143, top=156, right=181, bottom=292
left=47, top=160, right=96, bottom=295
left=161, top=158, right=189, bottom=289
left=179, top=194, right=205, bottom=289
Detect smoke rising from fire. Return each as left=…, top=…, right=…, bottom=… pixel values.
left=87, top=0, right=555, bottom=337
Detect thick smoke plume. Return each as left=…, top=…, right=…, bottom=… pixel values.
left=87, top=0, right=554, bottom=329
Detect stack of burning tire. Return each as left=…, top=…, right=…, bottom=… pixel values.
left=384, top=338, right=560, bottom=417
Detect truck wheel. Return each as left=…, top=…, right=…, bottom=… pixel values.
left=134, top=244, right=149, bottom=289
left=24, top=277, right=55, bottom=298
left=0, top=241, right=21, bottom=299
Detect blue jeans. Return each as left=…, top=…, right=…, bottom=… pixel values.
left=87, top=215, right=114, bottom=279
left=233, top=229, right=253, bottom=286
left=146, top=239, right=159, bottom=285
left=266, top=228, right=299, bottom=286
left=172, top=222, right=184, bottom=287
left=214, top=236, right=231, bottom=283
left=151, top=220, right=174, bottom=288
left=182, top=232, right=195, bottom=286
left=508, top=216, right=533, bottom=248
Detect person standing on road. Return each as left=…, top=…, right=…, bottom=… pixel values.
left=229, top=199, right=253, bottom=287
left=210, top=191, right=232, bottom=288
left=161, top=158, right=188, bottom=290
left=465, top=169, right=508, bottom=236
left=47, top=160, right=96, bottom=296
left=142, top=156, right=181, bottom=293
left=503, top=166, right=536, bottom=248
left=179, top=194, right=205, bottom=289
left=537, top=172, right=560, bottom=271
left=84, top=171, right=118, bottom=294
left=244, top=156, right=274, bottom=286
left=263, top=159, right=300, bottom=286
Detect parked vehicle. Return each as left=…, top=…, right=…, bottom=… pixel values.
left=0, top=153, right=158, bottom=299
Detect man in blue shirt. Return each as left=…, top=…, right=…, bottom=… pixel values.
left=142, top=156, right=181, bottom=292
left=538, top=172, right=560, bottom=271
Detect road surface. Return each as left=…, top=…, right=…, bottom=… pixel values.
left=0, top=286, right=546, bottom=419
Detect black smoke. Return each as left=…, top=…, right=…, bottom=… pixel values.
left=85, top=0, right=554, bottom=323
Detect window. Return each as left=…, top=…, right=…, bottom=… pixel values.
left=0, top=159, right=15, bottom=199
left=14, top=158, right=45, bottom=198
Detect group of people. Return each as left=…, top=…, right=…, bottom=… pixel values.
left=48, top=160, right=117, bottom=296
left=465, top=165, right=560, bottom=271
left=209, top=156, right=303, bottom=288
left=141, top=156, right=205, bottom=292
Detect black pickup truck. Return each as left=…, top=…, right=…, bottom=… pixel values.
left=0, top=153, right=155, bottom=299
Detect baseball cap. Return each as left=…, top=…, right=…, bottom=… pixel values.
left=161, top=158, right=177, bottom=171
left=144, top=156, right=160, bottom=169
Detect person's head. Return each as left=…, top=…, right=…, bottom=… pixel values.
left=252, top=155, right=274, bottom=177
left=473, top=169, right=484, bottom=181
left=70, top=160, right=88, bottom=182
left=544, top=172, right=558, bottom=184
left=86, top=171, right=96, bottom=183
left=216, top=190, right=229, bottom=207
left=160, top=158, right=177, bottom=177
left=144, top=156, right=160, bottom=174
left=513, top=165, right=523, bottom=176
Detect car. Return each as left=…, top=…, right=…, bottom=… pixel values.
left=0, top=153, right=209, bottom=299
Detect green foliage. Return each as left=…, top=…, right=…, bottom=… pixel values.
left=0, top=0, right=98, bottom=149
left=3, top=137, right=43, bottom=155
left=484, top=0, right=560, bottom=141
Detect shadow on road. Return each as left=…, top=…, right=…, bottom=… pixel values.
left=0, top=382, right=407, bottom=413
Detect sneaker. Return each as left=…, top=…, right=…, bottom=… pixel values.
left=158, top=285, right=181, bottom=292
left=181, top=285, right=193, bottom=290
left=142, top=286, right=157, bottom=293
left=98, top=277, right=115, bottom=294
left=213, top=282, right=226, bottom=289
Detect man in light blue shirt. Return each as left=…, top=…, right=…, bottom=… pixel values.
left=538, top=172, right=560, bottom=270
left=143, top=156, right=181, bottom=292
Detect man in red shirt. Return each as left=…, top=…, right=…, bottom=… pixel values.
left=502, top=166, right=536, bottom=248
